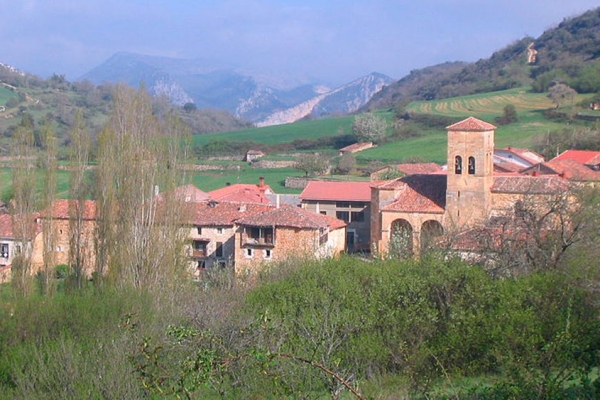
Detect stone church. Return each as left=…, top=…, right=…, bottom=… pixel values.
left=370, top=116, right=570, bottom=256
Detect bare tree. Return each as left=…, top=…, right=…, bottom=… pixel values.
left=10, top=116, right=38, bottom=296
left=68, top=110, right=92, bottom=289
left=39, top=118, right=58, bottom=294
left=94, top=85, right=191, bottom=289
left=547, top=83, right=577, bottom=109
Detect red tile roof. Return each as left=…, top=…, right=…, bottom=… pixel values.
left=41, top=200, right=97, bottom=220
left=551, top=149, right=600, bottom=167
left=396, top=163, right=442, bottom=175
left=235, top=205, right=346, bottom=230
left=190, top=201, right=274, bottom=226
left=446, top=117, right=497, bottom=132
left=540, top=159, right=600, bottom=182
left=299, top=180, right=372, bottom=202
left=377, top=174, right=447, bottom=214
left=491, top=175, right=570, bottom=194
left=209, top=183, right=273, bottom=204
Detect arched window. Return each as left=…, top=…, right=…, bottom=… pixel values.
left=468, top=156, right=475, bottom=174
left=454, top=156, right=462, bottom=174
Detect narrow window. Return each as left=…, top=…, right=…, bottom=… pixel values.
left=196, top=226, right=202, bottom=235
left=468, top=156, right=475, bottom=174
left=0, top=243, right=8, bottom=258
left=264, top=249, right=272, bottom=259
left=245, top=248, right=253, bottom=258
left=455, top=156, right=462, bottom=174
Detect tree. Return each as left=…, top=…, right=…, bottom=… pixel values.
left=547, top=83, right=577, bottom=109
left=68, top=110, right=91, bottom=290
left=496, top=104, right=518, bottom=125
left=352, top=113, right=387, bottom=144
left=337, top=153, right=356, bottom=175
left=10, top=114, right=38, bottom=296
left=183, top=102, right=197, bottom=113
left=94, top=85, right=191, bottom=289
left=295, top=153, right=328, bottom=177
left=39, top=118, right=58, bottom=295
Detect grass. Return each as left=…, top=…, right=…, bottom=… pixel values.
left=192, top=114, right=355, bottom=146
left=0, top=86, right=16, bottom=106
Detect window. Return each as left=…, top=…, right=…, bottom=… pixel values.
left=264, top=249, right=272, bottom=259
left=468, top=156, right=475, bottom=174
left=336, top=211, right=350, bottom=222
left=0, top=243, right=8, bottom=258
left=455, top=156, right=462, bottom=174
left=351, top=211, right=365, bottom=222
left=320, top=211, right=327, bottom=215
left=193, top=240, right=208, bottom=257
left=245, top=227, right=274, bottom=245
left=215, top=242, right=223, bottom=258
left=319, top=228, right=329, bottom=245
left=196, top=226, right=202, bottom=235
left=217, top=260, right=227, bottom=268
left=336, top=202, right=351, bottom=208
left=197, top=260, right=206, bottom=269
left=216, top=227, right=224, bottom=235
left=245, top=248, right=254, bottom=258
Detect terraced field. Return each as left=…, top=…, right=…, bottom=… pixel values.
left=406, top=88, right=555, bottom=117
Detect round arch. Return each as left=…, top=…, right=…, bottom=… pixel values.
left=390, top=219, right=413, bottom=258
left=421, top=220, right=444, bottom=253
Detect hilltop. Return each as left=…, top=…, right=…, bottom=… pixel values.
left=365, top=7, right=600, bottom=110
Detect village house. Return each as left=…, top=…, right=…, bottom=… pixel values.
left=0, top=213, right=43, bottom=283
left=300, top=180, right=372, bottom=252
left=234, top=205, right=346, bottom=274
left=185, top=200, right=275, bottom=274
left=370, top=117, right=577, bottom=257
left=208, top=177, right=273, bottom=204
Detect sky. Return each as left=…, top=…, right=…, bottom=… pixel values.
left=0, top=0, right=598, bottom=86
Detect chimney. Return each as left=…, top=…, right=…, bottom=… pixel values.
left=258, top=176, right=265, bottom=188
left=226, top=182, right=231, bottom=186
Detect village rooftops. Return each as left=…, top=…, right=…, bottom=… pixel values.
left=552, top=149, right=600, bottom=167
left=208, top=178, right=273, bottom=204
left=190, top=201, right=275, bottom=226
left=235, top=205, right=346, bottom=230
left=299, top=180, right=372, bottom=202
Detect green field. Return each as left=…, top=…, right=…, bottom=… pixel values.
left=0, top=86, right=16, bottom=106
left=405, top=88, right=556, bottom=119
left=192, top=115, right=355, bottom=146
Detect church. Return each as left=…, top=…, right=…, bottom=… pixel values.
left=370, top=116, right=572, bottom=256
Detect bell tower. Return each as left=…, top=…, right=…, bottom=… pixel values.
left=445, top=117, right=496, bottom=228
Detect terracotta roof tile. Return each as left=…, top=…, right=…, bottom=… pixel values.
left=552, top=149, right=600, bottom=165
left=209, top=183, right=273, bottom=204
left=543, top=159, right=600, bottom=181
left=380, top=174, right=447, bottom=214
left=446, top=117, right=497, bottom=132
left=395, top=163, right=442, bottom=175
left=299, top=180, right=372, bottom=202
left=491, top=175, right=570, bottom=194
left=235, top=205, right=346, bottom=230
left=41, top=200, right=97, bottom=220
left=190, top=201, right=274, bottom=226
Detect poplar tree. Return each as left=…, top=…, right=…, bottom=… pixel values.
left=94, top=85, right=190, bottom=289
left=39, top=119, right=58, bottom=294
left=10, top=115, right=37, bottom=296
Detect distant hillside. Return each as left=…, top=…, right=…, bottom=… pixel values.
left=81, top=52, right=392, bottom=124
left=0, top=62, right=252, bottom=154
left=257, top=73, right=393, bottom=126
left=365, top=7, right=600, bottom=111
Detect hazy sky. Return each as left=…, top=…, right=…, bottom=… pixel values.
left=1, top=0, right=598, bottom=86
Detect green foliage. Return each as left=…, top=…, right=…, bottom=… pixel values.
left=495, top=104, right=518, bottom=125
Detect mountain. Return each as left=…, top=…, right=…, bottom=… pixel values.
left=365, top=7, right=600, bottom=111
left=257, top=73, right=393, bottom=126
left=81, top=52, right=392, bottom=124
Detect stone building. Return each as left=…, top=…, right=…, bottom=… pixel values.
left=371, top=117, right=572, bottom=257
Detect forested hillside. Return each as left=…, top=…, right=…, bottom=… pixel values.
left=366, top=7, right=600, bottom=110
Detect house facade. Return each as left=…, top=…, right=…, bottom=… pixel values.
left=300, top=180, right=372, bottom=252
left=234, top=205, right=346, bottom=274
